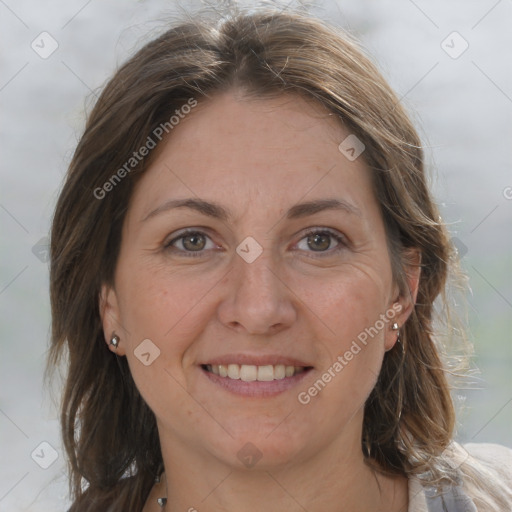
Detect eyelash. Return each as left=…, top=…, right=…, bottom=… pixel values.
left=164, top=228, right=348, bottom=258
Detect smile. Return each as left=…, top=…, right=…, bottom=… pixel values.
left=200, top=362, right=313, bottom=398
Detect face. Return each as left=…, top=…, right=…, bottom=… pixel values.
left=101, top=91, right=418, bottom=471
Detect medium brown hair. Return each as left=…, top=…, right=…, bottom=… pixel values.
left=49, top=6, right=462, bottom=510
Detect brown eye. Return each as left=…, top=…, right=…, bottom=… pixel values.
left=165, top=230, right=216, bottom=257
left=295, top=228, right=347, bottom=256
left=181, top=233, right=206, bottom=251
left=307, top=232, right=332, bottom=251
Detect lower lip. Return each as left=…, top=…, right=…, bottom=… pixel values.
left=200, top=366, right=313, bottom=398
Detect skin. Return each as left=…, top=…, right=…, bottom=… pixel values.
left=101, top=91, right=420, bottom=512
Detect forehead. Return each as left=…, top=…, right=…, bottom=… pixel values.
left=128, top=91, right=376, bottom=223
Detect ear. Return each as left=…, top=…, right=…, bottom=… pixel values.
left=384, top=248, right=422, bottom=351
left=99, top=283, right=126, bottom=356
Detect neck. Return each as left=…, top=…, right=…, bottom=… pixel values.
left=152, top=423, right=408, bottom=512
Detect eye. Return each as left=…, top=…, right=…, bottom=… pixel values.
left=164, top=229, right=217, bottom=257
left=164, top=227, right=347, bottom=258
left=295, top=228, right=347, bottom=255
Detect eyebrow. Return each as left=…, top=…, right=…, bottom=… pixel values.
left=141, top=197, right=361, bottom=223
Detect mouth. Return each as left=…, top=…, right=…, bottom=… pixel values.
left=199, top=362, right=314, bottom=398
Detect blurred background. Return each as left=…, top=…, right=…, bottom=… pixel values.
left=1, top=0, right=511, bottom=509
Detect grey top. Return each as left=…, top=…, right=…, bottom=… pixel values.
left=425, top=484, right=477, bottom=512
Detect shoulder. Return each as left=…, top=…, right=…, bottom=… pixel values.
left=460, top=441, right=512, bottom=488
left=408, top=442, right=512, bottom=512
left=463, top=441, right=512, bottom=471
left=442, top=442, right=512, bottom=512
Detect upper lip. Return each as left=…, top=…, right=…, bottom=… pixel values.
left=201, top=354, right=313, bottom=367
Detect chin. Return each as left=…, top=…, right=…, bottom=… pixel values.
left=202, top=419, right=314, bottom=470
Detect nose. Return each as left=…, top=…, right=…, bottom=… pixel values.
left=217, top=249, right=297, bottom=336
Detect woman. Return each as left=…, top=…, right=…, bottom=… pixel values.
left=48, top=6, right=512, bottom=512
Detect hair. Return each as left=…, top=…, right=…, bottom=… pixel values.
left=49, top=5, right=474, bottom=511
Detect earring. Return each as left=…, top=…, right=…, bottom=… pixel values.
left=391, top=322, right=401, bottom=343
left=109, top=333, right=120, bottom=348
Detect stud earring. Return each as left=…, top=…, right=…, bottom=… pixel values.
left=109, top=333, right=120, bottom=348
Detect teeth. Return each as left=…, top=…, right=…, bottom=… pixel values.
left=257, top=365, right=274, bottom=381
left=227, top=364, right=240, bottom=379
left=240, top=365, right=257, bottom=382
left=274, top=364, right=285, bottom=379
left=206, top=364, right=305, bottom=381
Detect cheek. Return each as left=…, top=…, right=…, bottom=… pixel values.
left=116, top=259, right=215, bottom=345
left=297, top=266, right=389, bottom=403
left=116, top=265, right=216, bottom=427
left=114, top=261, right=224, bottom=402
left=300, top=261, right=391, bottom=343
